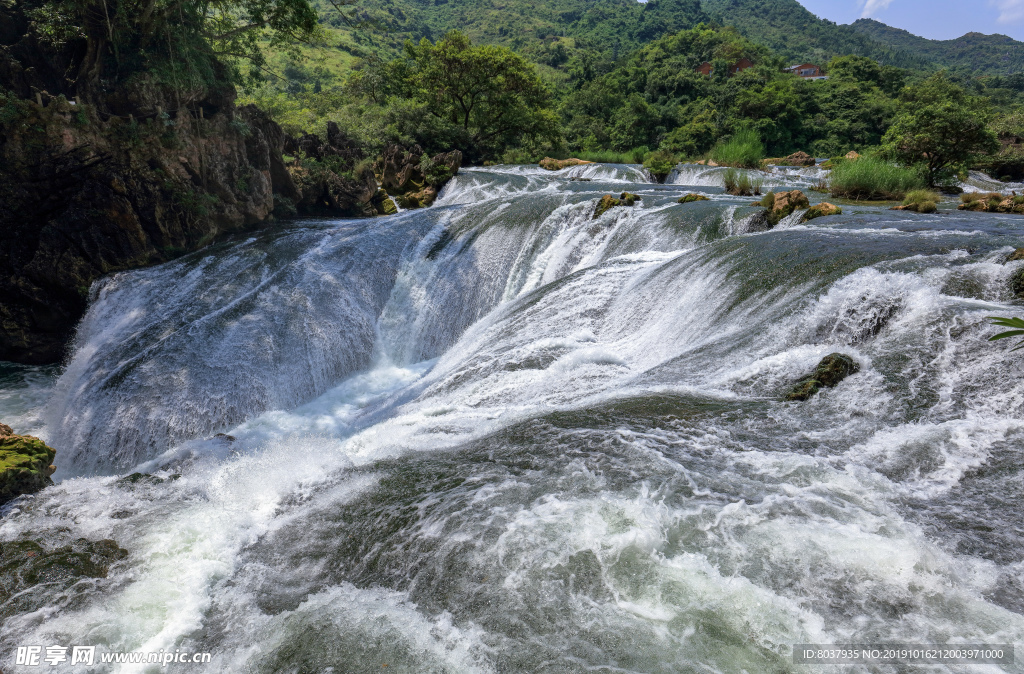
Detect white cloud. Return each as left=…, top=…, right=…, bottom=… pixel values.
left=859, top=0, right=894, bottom=18
left=993, top=0, right=1024, bottom=23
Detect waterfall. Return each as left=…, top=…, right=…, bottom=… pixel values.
left=3, top=164, right=1024, bottom=673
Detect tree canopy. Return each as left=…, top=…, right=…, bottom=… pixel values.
left=882, top=73, right=999, bottom=186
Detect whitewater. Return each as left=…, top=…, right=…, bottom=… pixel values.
left=2, top=162, right=1024, bottom=672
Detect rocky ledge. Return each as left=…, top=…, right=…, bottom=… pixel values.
left=539, top=157, right=593, bottom=171
left=0, top=423, right=56, bottom=505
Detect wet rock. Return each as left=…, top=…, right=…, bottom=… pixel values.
left=761, top=190, right=809, bottom=226
left=0, top=423, right=56, bottom=504
left=539, top=157, right=593, bottom=171
left=678, top=193, right=710, bottom=204
left=0, top=537, right=128, bottom=620
left=743, top=208, right=773, bottom=233
left=116, top=472, right=180, bottom=487
left=785, top=354, right=860, bottom=401
left=1005, top=247, right=1024, bottom=262
left=801, top=202, right=842, bottom=222
left=593, top=192, right=640, bottom=219
left=1010, top=268, right=1024, bottom=297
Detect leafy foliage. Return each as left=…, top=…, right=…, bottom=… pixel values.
left=881, top=74, right=999, bottom=187
left=988, top=317, right=1024, bottom=351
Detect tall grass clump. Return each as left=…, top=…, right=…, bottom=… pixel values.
left=723, top=168, right=764, bottom=196
left=710, top=129, right=764, bottom=168
left=828, top=156, right=925, bottom=200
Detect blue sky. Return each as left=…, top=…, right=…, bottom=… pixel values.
left=796, top=0, right=1024, bottom=41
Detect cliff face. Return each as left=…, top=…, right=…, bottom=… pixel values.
left=0, top=90, right=295, bottom=363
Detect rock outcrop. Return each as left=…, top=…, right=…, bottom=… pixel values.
left=0, top=92, right=293, bottom=363
left=801, top=202, right=842, bottom=222
left=0, top=423, right=56, bottom=504
left=785, top=354, right=860, bottom=401
left=594, top=192, right=640, bottom=219
left=539, top=157, right=593, bottom=171
left=373, top=144, right=462, bottom=209
left=760, top=190, right=810, bottom=226
left=1006, top=247, right=1024, bottom=262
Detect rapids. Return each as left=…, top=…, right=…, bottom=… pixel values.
left=2, top=163, right=1024, bottom=672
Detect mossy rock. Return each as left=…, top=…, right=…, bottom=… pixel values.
left=801, top=202, right=842, bottom=222
left=539, top=157, right=593, bottom=171
left=0, top=537, right=128, bottom=619
left=1006, top=247, right=1024, bottom=262
left=763, top=190, right=809, bottom=227
left=1010, top=267, right=1024, bottom=298
left=593, top=192, right=640, bottom=219
left=678, top=193, right=710, bottom=204
left=0, top=424, right=56, bottom=505
left=785, top=354, right=860, bottom=401
left=371, top=188, right=398, bottom=215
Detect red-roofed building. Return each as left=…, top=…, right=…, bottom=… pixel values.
left=785, top=63, right=828, bottom=80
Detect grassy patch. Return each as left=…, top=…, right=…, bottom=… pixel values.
left=723, top=168, right=764, bottom=196
left=828, top=156, right=925, bottom=200
left=709, top=128, right=764, bottom=169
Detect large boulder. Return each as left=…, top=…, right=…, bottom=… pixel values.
left=785, top=354, right=860, bottom=401
left=0, top=423, right=56, bottom=504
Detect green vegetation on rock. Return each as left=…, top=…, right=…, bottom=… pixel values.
left=0, top=424, right=56, bottom=504
left=593, top=192, right=640, bottom=219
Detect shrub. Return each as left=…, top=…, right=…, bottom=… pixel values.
left=643, top=150, right=678, bottom=182
left=828, top=156, right=925, bottom=200
left=710, top=128, right=765, bottom=168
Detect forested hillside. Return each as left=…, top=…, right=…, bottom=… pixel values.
left=851, top=19, right=1024, bottom=75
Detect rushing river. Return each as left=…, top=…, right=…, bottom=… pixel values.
left=2, top=163, right=1024, bottom=672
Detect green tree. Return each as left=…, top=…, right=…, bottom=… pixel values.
left=17, top=0, right=320, bottom=96
left=882, top=73, right=999, bottom=187
left=403, top=31, right=560, bottom=158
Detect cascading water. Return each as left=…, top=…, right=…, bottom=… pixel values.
left=2, top=163, right=1024, bottom=672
